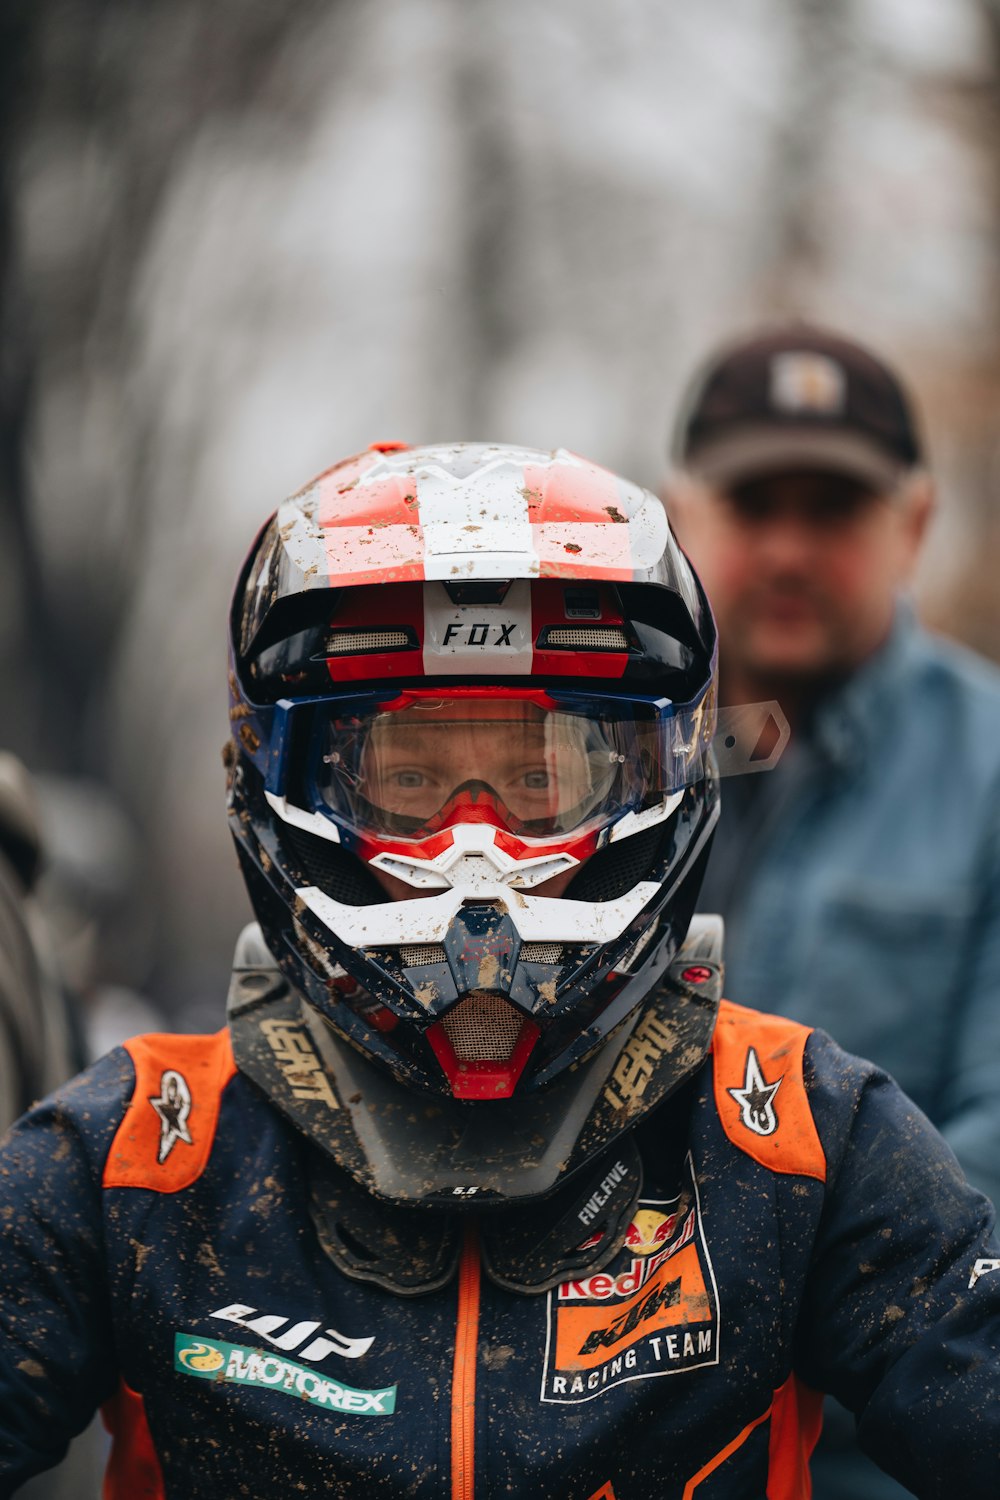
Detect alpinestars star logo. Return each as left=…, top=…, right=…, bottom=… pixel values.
left=149, top=1069, right=194, bottom=1163
left=727, top=1048, right=781, bottom=1136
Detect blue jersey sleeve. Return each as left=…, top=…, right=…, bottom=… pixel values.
left=796, top=1029, right=1000, bottom=1496
left=0, top=1049, right=133, bottom=1495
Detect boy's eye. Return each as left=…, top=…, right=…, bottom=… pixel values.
left=394, top=770, right=427, bottom=788
left=523, top=770, right=550, bottom=790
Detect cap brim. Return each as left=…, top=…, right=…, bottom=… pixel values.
left=685, top=426, right=906, bottom=494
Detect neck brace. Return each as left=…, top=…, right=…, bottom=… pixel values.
left=228, top=919, right=722, bottom=1293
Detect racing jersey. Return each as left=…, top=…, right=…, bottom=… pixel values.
left=1, top=1000, right=999, bottom=1499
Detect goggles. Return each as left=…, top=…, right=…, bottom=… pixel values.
left=307, top=686, right=715, bottom=847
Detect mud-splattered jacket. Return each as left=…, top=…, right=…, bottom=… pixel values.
left=1, top=1000, right=999, bottom=1500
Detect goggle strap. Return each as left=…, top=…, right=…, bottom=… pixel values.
left=713, top=702, right=790, bottom=777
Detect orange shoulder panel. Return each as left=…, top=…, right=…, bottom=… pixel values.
left=101, top=1379, right=165, bottom=1498
left=711, top=1001, right=826, bottom=1182
left=103, top=1029, right=236, bottom=1192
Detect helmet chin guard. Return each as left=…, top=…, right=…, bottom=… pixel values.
left=228, top=918, right=721, bottom=1222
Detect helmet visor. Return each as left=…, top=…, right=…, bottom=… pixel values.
left=311, top=688, right=714, bottom=842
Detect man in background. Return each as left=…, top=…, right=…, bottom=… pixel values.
left=667, top=324, right=1000, bottom=1500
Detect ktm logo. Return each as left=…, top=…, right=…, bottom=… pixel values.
left=211, top=1303, right=374, bottom=1362
left=442, top=622, right=516, bottom=646
left=577, top=1276, right=681, bottom=1354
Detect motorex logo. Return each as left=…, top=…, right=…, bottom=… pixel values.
left=173, top=1333, right=396, bottom=1416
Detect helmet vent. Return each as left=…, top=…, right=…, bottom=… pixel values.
left=283, top=824, right=385, bottom=906
left=399, top=941, right=563, bottom=968
left=565, top=821, right=666, bottom=903
left=519, top=942, right=564, bottom=964
left=442, top=992, right=523, bottom=1062
left=399, top=943, right=448, bottom=967
left=617, top=921, right=658, bottom=973
left=323, top=628, right=414, bottom=654
left=541, top=626, right=629, bottom=650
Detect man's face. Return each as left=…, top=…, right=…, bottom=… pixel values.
left=672, top=468, right=931, bottom=687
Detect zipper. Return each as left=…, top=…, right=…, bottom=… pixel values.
left=451, top=1221, right=482, bottom=1500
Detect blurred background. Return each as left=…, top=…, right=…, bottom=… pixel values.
left=3, top=0, right=1000, bottom=1037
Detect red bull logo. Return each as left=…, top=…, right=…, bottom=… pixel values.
left=541, top=1159, right=719, bottom=1404
left=559, top=1208, right=695, bottom=1302
left=626, top=1208, right=677, bottom=1255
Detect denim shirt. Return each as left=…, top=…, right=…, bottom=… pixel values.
left=701, top=604, right=1000, bottom=1212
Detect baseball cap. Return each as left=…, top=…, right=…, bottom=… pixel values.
left=673, top=325, right=924, bottom=493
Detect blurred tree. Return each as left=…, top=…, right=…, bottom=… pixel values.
left=0, top=0, right=45, bottom=763
left=753, top=0, right=851, bottom=312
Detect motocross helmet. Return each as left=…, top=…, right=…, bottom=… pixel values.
left=227, top=441, right=722, bottom=1115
